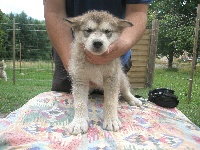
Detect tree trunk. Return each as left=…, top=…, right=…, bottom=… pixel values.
left=168, top=51, right=174, bottom=68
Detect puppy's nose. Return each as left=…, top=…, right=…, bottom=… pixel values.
left=93, top=41, right=103, bottom=49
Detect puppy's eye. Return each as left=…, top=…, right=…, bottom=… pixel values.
left=85, top=28, right=93, bottom=33
left=104, top=29, right=112, bottom=34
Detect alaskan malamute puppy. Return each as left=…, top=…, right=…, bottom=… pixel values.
left=64, top=11, right=142, bottom=135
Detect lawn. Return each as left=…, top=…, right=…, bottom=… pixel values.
left=0, top=61, right=52, bottom=113
left=0, top=61, right=199, bottom=127
left=134, top=62, right=200, bottom=127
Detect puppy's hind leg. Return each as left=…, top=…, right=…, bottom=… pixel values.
left=120, top=73, right=142, bottom=106
left=67, top=81, right=89, bottom=135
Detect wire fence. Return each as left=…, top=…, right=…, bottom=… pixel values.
left=0, top=20, right=54, bottom=85
left=2, top=59, right=54, bottom=85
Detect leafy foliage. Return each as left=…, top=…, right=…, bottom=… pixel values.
left=0, top=11, right=51, bottom=61
left=0, top=10, right=9, bottom=58
left=148, top=0, right=199, bottom=67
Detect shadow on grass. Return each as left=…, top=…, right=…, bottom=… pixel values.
left=164, top=67, right=179, bottom=72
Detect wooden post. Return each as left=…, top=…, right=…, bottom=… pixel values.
left=19, top=43, right=22, bottom=73
left=12, top=18, right=16, bottom=85
left=146, top=19, right=159, bottom=87
left=187, top=4, right=200, bottom=103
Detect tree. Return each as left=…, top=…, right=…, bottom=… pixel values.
left=0, top=10, right=9, bottom=58
left=4, top=11, right=51, bottom=60
left=148, top=0, right=199, bottom=68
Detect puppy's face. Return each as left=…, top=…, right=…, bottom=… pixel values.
left=80, top=20, right=120, bottom=55
left=64, top=11, right=133, bottom=55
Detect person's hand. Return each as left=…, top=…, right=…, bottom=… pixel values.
left=85, top=39, right=131, bottom=65
left=85, top=51, right=113, bottom=65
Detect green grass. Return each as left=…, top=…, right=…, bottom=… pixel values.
left=134, top=64, right=200, bottom=127
left=0, top=61, right=52, bottom=113
left=0, top=61, right=199, bottom=127
left=155, top=66, right=200, bottom=127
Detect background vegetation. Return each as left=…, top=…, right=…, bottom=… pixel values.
left=0, top=1, right=199, bottom=127
left=148, top=0, right=199, bottom=67
left=1, top=1, right=200, bottom=64
left=0, top=11, right=51, bottom=61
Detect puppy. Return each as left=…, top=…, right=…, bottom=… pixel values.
left=0, top=60, right=7, bottom=81
left=64, top=11, right=142, bottom=135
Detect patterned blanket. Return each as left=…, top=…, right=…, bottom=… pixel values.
left=0, top=91, right=200, bottom=150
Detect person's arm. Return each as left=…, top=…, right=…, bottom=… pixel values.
left=85, top=4, right=149, bottom=65
left=44, top=0, right=72, bottom=70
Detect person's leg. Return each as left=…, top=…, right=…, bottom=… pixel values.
left=122, top=56, right=132, bottom=74
left=51, top=47, right=72, bottom=93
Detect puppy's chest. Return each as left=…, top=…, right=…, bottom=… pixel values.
left=89, top=68, right=104, bottom=86
left=75, top=62, right=117, bottom=86
left=87, top=63, right=114, bottom=84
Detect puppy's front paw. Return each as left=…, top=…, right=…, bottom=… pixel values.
left=67, top=117, right=88, bottom=135
left=103, top=117, right=122, bottom=131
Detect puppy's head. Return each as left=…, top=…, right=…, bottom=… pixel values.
left=64, top=11, right=133, bottom=55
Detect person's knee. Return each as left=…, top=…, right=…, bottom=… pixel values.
left=51, top=66, right=72, bottom=93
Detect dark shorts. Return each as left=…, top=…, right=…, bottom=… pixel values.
left=51, top=47, right=132, bottom=93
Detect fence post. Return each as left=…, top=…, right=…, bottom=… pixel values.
left=187, top=4, right=200, bottom=103
left=13, top=18, right=16, bottom=85
left=146, top=19, right=159, bottom=88
left=19, top=43, right=22, bottom=73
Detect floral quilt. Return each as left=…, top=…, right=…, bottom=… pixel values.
left=0, top=91, right=200, bottom=150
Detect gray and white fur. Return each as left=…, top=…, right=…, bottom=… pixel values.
left=0, top=60, right=7, bottom=81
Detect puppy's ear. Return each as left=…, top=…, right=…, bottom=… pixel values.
left=63, top=17, right=80, bottom=28
left=118, top=19, right=133, bottom=28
